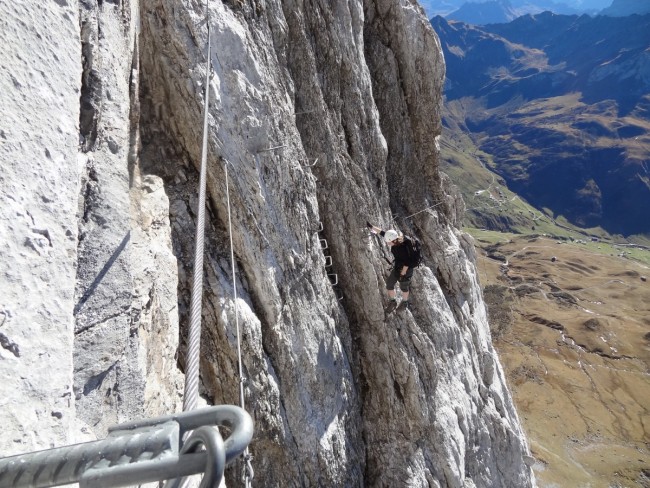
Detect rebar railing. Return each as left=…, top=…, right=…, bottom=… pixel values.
left=0, top=405, right=253, bottom=488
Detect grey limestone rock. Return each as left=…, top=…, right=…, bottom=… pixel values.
left=0, top=0, right=83, bottom=452
left=0, top=0, right=535, bottom=486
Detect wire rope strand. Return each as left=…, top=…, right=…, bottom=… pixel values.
left=183, top=0, right=211, bottom=413
left=224, top=163, right=245, bottom=411
left=400, top=201, right=446, bottom=221
left=224, top=162, right=253, bottom=487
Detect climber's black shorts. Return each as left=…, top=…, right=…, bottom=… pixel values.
left=386, top=266, right=414, bottom=292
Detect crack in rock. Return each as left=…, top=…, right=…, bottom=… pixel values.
left=82, top=362, right=117, bottom=396
left=0, top=332, right=20, bottom=357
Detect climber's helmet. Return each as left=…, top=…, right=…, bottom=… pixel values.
left=384, top=229, right=399, bottom=244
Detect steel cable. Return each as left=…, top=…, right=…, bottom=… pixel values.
left=183, top=0, right=211, bottom=414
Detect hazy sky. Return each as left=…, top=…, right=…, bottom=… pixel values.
left=420, top=0, right=614, bottom=18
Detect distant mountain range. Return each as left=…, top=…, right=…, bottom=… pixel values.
left=446, top=0, right=520, bottom=24
left=432, top=13, right=650, bottom=236
left=420, top=0, right=648, bottom=22
left=601, top=0, right=650, bottom=17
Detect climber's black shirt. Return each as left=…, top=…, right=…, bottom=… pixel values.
left=380, top=232, right=420, bottom=267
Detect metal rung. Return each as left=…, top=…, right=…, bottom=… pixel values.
left=320, top=239, right=328, bottom=250
left=324, top=255, right=332, bottom=267
left=335, top=289, right=344, bottom=301
left=0, top=405, right=254, bottom=488
left=257, top=144, right=287, bottom=153
left=328, top=274, right=338, bottom=286
left=294, top=109, right=319, bottom=115
left=317, top=222, right=324, bottom=232
left=301, top=157, right=318, bottom=167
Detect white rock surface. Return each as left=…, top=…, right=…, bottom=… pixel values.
left=0, top=0, right=183, bottom=456
left=0, top=0, right=81, bottom=452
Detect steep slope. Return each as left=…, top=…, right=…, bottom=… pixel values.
left=0, top=0, right=534, bottom=486
left=432, top=14, right=650, bottom=237
left=474, top=231, right=650, bottom=487
left=484, top=12, right=650, bottom=110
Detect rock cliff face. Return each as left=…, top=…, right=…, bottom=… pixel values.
left=0, top=0, right=534, bottom=486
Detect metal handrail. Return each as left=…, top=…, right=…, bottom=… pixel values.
left=0, top=405, right=253, bottom=488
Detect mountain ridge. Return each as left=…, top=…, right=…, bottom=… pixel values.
left=601, top=0, right=650, bottom=16
left=432, top=13, right=650, bottom=236
left=423, top=0, right=614, bottom=19
left=447, top=0, right=519, bottom=24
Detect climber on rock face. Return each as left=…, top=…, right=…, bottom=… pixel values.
left=367, top=222, right=422, bottom=313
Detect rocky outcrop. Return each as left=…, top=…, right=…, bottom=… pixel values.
left=0, top=0, right=183, bottom=454
left=73, top=0, right=184, bottom=435
left=0, top=0, right=534, bottom=486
